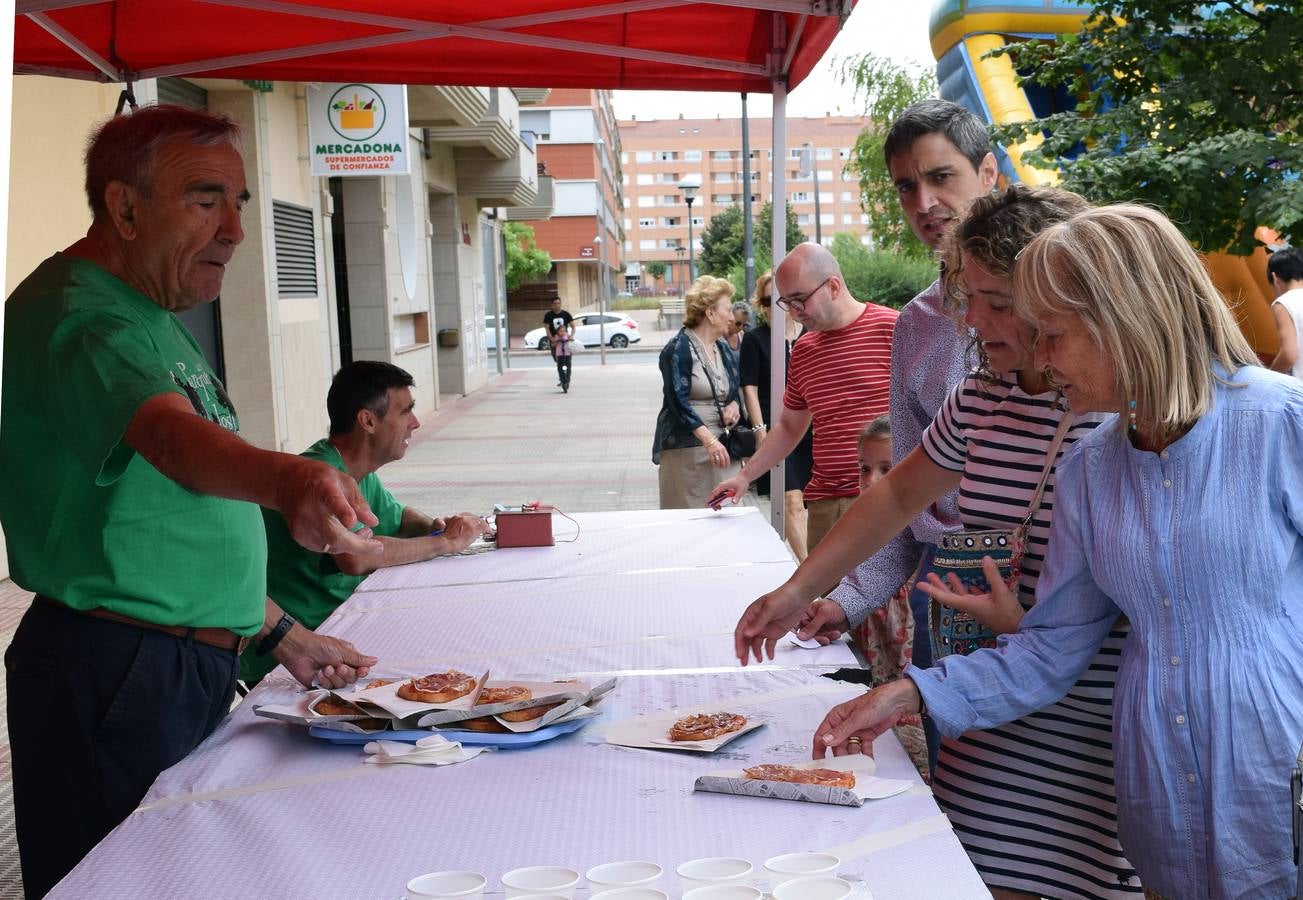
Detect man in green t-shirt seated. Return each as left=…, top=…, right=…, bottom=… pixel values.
left=241, top=360, right=491, bottom=685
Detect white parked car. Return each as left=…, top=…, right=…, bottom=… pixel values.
left=484, top=315, right=506, bottom=351
left=523, top=313, right=642, bottom=351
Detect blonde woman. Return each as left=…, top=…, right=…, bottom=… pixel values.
left=812, top=204, right=1303, bottom=899
left=653, top=275, right=743, bottom=508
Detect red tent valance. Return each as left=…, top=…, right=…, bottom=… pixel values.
left=14, top=0, right=853, bottom=93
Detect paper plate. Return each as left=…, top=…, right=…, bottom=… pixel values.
left=308, top=712, right=597, bottom=748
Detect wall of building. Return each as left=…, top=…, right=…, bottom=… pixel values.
left=5, top=76, right=120, bottom=296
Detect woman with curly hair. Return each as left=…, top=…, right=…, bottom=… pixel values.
left=653, top=275, right=744, bottom=508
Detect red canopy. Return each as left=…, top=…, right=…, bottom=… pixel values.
left=14, top=0, right=852, bottom=93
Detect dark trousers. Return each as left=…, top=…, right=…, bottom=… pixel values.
left=909, top=546, right=942, bottom=775
left=554, top=353, right=572, bottom=388
left=5, top=599, right=238, bottom=897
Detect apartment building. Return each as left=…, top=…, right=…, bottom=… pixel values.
left=617, top=115, right=870, bottom=288
left=510, top=90, right=625, bottom=336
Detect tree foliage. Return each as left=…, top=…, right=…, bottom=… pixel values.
left=994, top=0, right=1303, bottom=253
left=644, top=260, right=668, bottom=283
left=829, top=232, right=938, bottom=309
left=699, top=202, right=805, bottom=278
left=840, top=53, right=939, bottom=258
left=503, top=222, right=552, bottom=291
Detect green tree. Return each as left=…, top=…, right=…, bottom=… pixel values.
left=840, top=53, right=939, bottom=258
left=643, top=260, right=668, bottom=285
left=700, top=202, right=805, bottom=279
left=829, top=232, right=938, bottom=309
left=503, top=222, right=552, bottom=291
left=995, top=0, right=1303, bottom=253
left=698, top=206, right=744, bottom=276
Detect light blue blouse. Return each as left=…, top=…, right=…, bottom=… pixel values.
left=911, top=365, right=1303, bottom=899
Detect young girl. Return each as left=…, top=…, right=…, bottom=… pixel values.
left=553, top=325, right=574, bottom=393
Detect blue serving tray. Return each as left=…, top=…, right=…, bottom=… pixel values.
left=308, top=713, right=596, bottom=748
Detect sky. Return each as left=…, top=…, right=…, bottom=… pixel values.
left=610, top=3, right=936, bottom=123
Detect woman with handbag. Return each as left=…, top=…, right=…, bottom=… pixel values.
left=812, top=205, right=1303, bottom=899
left=735, top=186, right=1143, bottom=898
left=653, top=275, right=746, bottom=509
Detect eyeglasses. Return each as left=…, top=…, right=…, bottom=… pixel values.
left=775, top=277, right=831, bottom=313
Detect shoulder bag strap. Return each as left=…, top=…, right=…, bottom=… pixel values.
left=1020, top=405, right=1076, bottom=531
left=687, top=333, right=729, bottom=428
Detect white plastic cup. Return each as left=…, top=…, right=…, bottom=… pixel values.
left=406, top=871, right=487, bottom=900
left=501, top=866, right=581, bottom=900
left=675, top=857, right=753, bottom=892
left=682, top=884, right=764, bottom=900
left=762, top=853, right=841, bottom=890
left=771, top=876, right=853, bottom=900
left=589, top=889, right=668, bottom=900
left=586, top=861, right=663, bottom=894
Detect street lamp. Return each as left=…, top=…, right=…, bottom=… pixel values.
left=674, top=245, right=686, bottom=294
left=800, top=141, right=822, bottom=245
left=677, top=175, right=701, bottom=281
left=593, top=233, right=607, bottom=365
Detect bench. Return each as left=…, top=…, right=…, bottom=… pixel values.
left=657, top=298, right=686, bottom=331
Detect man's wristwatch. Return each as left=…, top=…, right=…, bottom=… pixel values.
left=255, top=612, right=297, bottom=656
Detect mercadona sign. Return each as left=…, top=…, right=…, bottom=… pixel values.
left=307, top=83, right=410, bottom=177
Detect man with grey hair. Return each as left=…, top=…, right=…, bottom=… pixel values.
left=710, top=242, right=897, bottom=554
left=0, top=104, right=380, bottom=895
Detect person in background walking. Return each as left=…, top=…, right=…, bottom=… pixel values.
left=1268, top=246, right=1303, bottom=379
left=543, top=296, right=575, bottom=392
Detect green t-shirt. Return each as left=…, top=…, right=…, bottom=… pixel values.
left=239, top=439, right=404, bottom=683
left=0, top=254, right=267, bottom=633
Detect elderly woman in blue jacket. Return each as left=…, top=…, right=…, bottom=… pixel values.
left=654, top=275, right=744, bottom=509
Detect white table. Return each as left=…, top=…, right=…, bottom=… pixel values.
left=48, top=509, right=988, bottom=899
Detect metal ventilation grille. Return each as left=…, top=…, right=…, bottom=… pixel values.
left=157, top=77, right=208, bottom=109
left=272, top=200, right=318, bottom=298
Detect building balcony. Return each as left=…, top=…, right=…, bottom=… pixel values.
left=424, top=88, right=520, bottom=160
left=504, top=174, right=555, bottom=221
left=512, top=88, right=551, bottom=106
left=456, top=133, right=539, bottom=208
left=408, top=85, right=490, bottom=129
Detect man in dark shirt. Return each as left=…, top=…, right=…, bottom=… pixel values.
left=542, top=297, right=575, bottom=391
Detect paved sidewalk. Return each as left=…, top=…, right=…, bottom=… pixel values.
left=0, top=355, right=773, bottom=897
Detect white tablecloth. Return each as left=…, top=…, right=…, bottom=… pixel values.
left=48, top=509, right=987, bottom=899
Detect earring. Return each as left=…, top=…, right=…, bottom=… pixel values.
left=1127, top=399, right=1137, bottom=433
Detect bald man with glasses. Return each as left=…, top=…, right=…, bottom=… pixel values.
left=711, top=242, right=897, bottom=557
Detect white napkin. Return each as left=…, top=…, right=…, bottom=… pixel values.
left=783, top=630, right=823, bottom=649
left=362, top=733, right=487, bottom=766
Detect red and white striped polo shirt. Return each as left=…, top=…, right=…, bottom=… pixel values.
left=783, top=302, right=897, bottom=501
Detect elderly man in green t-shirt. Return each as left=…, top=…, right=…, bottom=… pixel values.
left=0, top=105, right=383, bottom=897
left=241, top=361, right=490, bottom=685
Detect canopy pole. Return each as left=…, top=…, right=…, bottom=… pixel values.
left=769, top=71, right=788, bottom=539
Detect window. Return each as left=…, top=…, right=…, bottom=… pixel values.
left=636, top=150, right=653, bottom=163
left=797, top=213, right=811, bottom=225
left=711, top=194, right=735, bottom=205
left=621, top=152, right=629, bottom=164
left=712, top=172, right=732, bottom=183
left=662, top=217, right=681, bottom=227
left=839, top=148, right=852, bottom=160
left=658, top=172, right=680, bottom=183
left=623, top=218, right=632, bottom=229
left=691, top=216, right=704, bottom=227
left=683, top=150, right=702, bottom=161
left=788, top=148, right=803, bottom=159
left=842, top=214, right=854, bottom=225
left=860, top=213, right=871, bottom=225
left=272, top=200, right=317, bottom=298
left=841, top=191, right=854, bottom=202
left=816, top=148, right=832, bottom=160
left=657, top=150, right=677, bottom=162
left=712, top=150, right=733, bottom=160
left=791, top=191, right=812, bottom=203
left=639, top=239, right=657, bottom=250
left=636, top=173, right=654, bottom=185
left=841, top=169, right=857, bottom=182
left=819, top=213, right=833, bottom=225
left=638, top=217, right=656, bottom=227
left=623, top=240, right=632, bottom=252
left=637, top=195, right=655, bottom=208
left=819, top=192, right=833, bottom=203
left=660, top=195, right=679, bottom=205
left=660, top=239, right=681, bottom=250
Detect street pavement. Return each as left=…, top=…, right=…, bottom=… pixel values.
left=0, top=347, right=773, bottom=898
